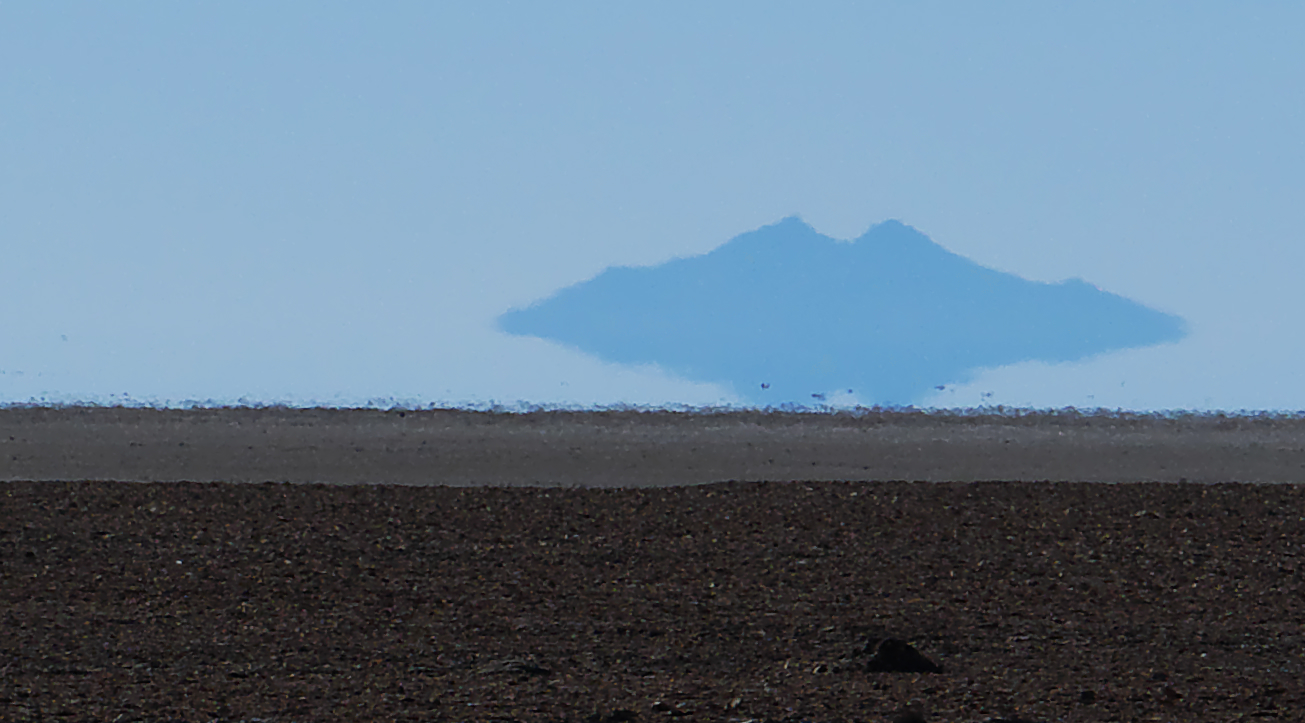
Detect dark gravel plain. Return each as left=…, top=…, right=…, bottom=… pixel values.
left=2, top=408, right=1305, bottom=722
left=5, top=479, right=1305, bottom=723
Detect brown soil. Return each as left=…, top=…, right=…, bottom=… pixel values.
left=4, top=477, right=1304, bottom=723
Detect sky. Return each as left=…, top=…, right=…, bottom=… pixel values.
left=2, top=2, right=1303, bottom=411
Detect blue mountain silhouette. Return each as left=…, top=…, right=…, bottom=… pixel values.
left=498, top=217, right=1188, bottom=406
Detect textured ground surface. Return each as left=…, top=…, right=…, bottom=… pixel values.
left=4, top=477, right=1304, bottom=723
left=5, top=407, right=1305, bottom=485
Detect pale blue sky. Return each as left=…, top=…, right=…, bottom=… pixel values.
left=3, top=3, right=1303, bottom=410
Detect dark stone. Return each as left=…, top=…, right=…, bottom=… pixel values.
left=475, top=657, right=550, bottom=676
left=649, top=700, right=693, bottom=717
left=587, top=709, right=638, bottom=723
left=862, top=637, right=944, bottom=674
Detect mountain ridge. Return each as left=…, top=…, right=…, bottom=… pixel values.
left=498, top=218, right=1188, bottom=405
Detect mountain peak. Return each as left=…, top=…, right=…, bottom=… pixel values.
left=498, top=218, right=1187, bottom=406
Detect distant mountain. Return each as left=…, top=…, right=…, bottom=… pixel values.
left=497, top=217, right=1188, bottom=406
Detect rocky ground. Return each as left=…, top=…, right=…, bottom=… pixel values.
left=3, top=478, right=1303, bottom=722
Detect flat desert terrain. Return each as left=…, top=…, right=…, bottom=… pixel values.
left=5, top=406, right=1305, bottom=486
left=3, top=407, right=1304, bottom=723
